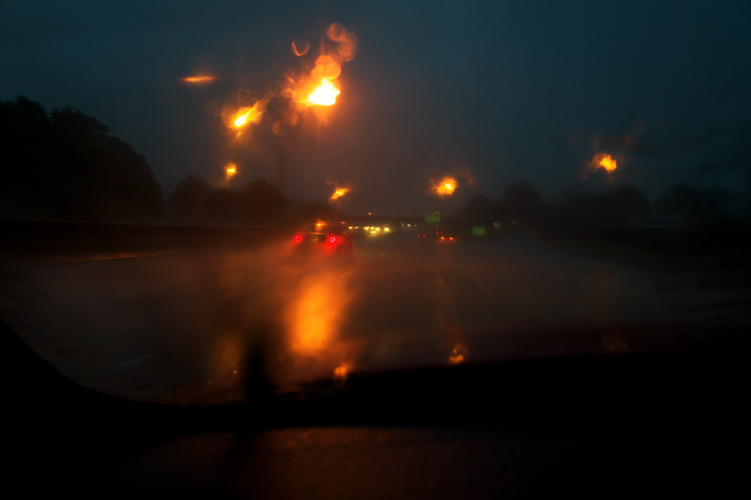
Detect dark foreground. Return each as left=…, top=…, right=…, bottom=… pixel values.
left=4, top=316, right=748, bottom=499
left=3, top=220, right=749, bottom=498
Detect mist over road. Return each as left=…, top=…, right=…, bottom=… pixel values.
left=1, top=234, right=746, bottom=404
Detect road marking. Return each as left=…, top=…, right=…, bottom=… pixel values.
left=43, top=251, right=177, bottom=264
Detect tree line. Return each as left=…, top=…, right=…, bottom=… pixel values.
left=0, top=96, right=162, bottom=223
left=164, top=176, right=334, bottom=227
left=457, top=181, right=742, bottom=235
left=0, top=96, right=337, bottom=227
left=1, top=96, right=743, bottom=231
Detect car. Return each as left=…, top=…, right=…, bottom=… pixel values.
left=415, top=229, right=457, bottom=243
left=291, top=223, right=353, bottom=256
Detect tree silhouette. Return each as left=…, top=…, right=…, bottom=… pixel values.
left=655, top=183, right=701, bottom=219
left=544, top=185, right=650, bottom=234
left=165, top=176, right=212, bottom=225
left=241, top=179, right=285, bottom=223
left=460, top=193, right=499, bottom=224
left=604, top=185, right=651, bottom=226
left=165, top=175, right=334, bottom=227
left=501, top=182, right=543, bottom=226
left=0, top=96, right=162, bottom=223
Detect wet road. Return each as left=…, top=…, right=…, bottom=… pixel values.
left=1, top=235, right=747, bottom=403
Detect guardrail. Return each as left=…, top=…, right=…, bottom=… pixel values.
left=0, top=219, right=293, bottom=257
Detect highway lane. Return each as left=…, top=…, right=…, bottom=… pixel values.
left=1, top=235, right=747, bottom=404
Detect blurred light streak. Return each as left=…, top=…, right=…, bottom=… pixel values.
left=181, top=75, right=215, bottom=84
left=329, top=185, right=350, bottom=202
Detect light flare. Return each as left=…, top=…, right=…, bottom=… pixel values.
left=580, top=153, right=618, bottom=180
left=329, top=185, right=350, bottom=203
left=233, top=102, right=265, bottom=128
left=307, top=78, right=340, bottom=106
left=225, top=163, right=237, bottom=177
left=598, top=154, right=617, bottom=172
left=291, top=38, right=310, bottom=57
left=430, top=175, right=458, bottom=196
left=181, top=75, right=215, bottom=84
left=283, top=24, right=357, bottom=109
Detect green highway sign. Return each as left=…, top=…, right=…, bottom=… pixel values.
left=425, top=211, right=440, bottom=223
left=471, top=226, right=486, bottom=236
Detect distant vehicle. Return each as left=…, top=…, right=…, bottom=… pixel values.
left=292, top=223, right=353, bottom=256
left=415, top=229, right=457, bottom=243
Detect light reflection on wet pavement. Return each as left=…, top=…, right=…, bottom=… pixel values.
left=1, top=236, right=748, bottom=403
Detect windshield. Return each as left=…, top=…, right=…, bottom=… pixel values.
left=1, top=1, right=750, bottom=407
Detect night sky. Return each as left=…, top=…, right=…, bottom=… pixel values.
left=2, top=1, right=750, bottom=216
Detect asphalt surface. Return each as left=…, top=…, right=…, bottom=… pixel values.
left=1, top=232, right=748, bottom=405
left=3, top=231, right=749, bottom=499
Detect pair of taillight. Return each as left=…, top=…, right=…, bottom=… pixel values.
left=293, top=235, right=338, bottom=244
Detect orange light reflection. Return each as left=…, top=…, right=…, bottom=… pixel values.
left=286, top=273, right=353, bottom=362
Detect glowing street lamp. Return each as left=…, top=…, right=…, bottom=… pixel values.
left=225, top=162, right=237, bottom=188
left=430, top=175, right=458, bottom=196
left=307, top=78, right=340, bottom=106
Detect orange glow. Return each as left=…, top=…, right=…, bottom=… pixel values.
left=448, top=343, right=467, bottom=365
left=225, top=163, right=237, bottom=177
left=233, top=102, right=265, bottom=128
left=286, top=273, right=352, bottom=359
left=326, top=23, right=347, bottom=42
left=329, top=185, right=350, bottom=202
left=291, top=38, right=310, bottom=57
left=280, top=23, right=358, bottom=115
left=430, top=175, right=458, bottom=196
left=598, top=154, right=617, bottom=172
left=326, top=23, right=359, bottom=61
left=307, top=78, right=340, bottom=106
left=580, top=153, right=618, bottom=180
left=333, top=361, right=352, bottom=380
left=181, top=75, right=215, bottom=84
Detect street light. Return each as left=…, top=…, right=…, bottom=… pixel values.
left=228, top=95, right=288, bottom=191
left=229, top=84, right=340, bottom=193
left=225, top=162, right=237, bottom=189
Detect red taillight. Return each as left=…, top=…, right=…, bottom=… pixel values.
left=328, top=236, right=338, bottom=244
left=293, top=235, right=302, bottom=243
